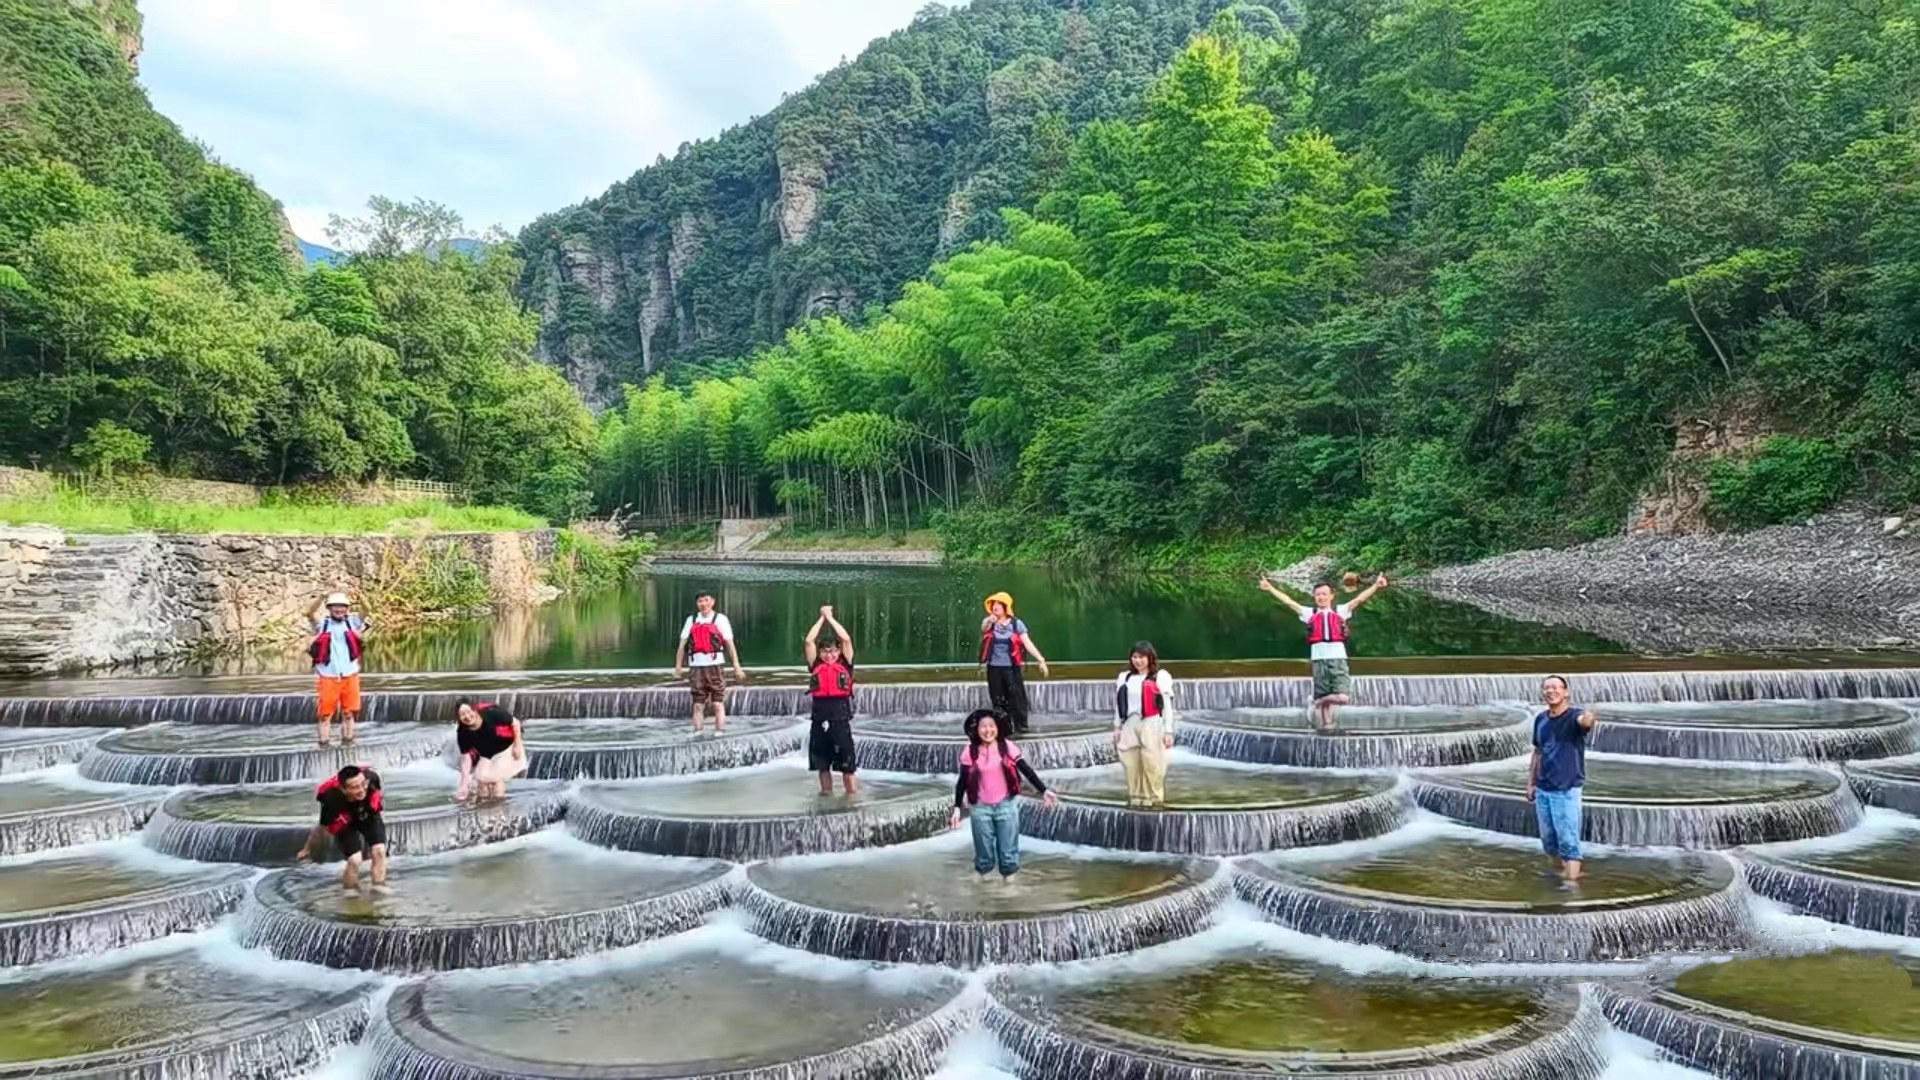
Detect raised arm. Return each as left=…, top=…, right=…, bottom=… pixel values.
left=824, top=610, right=852, bottom=662
left=1257, top=577, right=1307, bottom=614
left=1348, top=574, right=1390, bottom=610
left=802, top=614, right=825, bottom=665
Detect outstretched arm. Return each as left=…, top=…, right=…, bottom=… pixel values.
left=1348, top=574, right=1390, bottom=610
left=1577, top=708, right=1598, bottom=732
left=1257, top=577, right=1307, bottom=614
left=802, top=614, right=825, bottom=666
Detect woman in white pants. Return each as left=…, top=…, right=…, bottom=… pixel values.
left=1114, top=642, right=1175, bottom=809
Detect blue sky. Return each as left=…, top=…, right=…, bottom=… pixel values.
left=138, top=0, right=930, bottom=246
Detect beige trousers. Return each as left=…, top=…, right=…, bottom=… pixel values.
left=1118, top=715, right=1169, bottom=806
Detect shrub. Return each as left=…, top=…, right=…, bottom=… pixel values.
left=1706, top=437, right=1851, bottom=530
left=547, top=528, right=653, bottom=593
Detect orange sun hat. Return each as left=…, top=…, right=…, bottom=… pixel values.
left=983, top=591, right=1015, bottom=616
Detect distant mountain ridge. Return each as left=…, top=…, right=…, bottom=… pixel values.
left=296, top=235, right=486, bottom=266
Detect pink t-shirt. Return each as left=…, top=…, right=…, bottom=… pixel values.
left=962, top=742, right=1022, bottom=805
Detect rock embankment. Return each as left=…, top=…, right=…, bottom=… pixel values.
left=1415, top=513, right=1920, bottom=653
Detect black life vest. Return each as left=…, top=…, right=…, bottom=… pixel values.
left=980, top=620, right=1025, bottom=665
left=689, top=615, right=726, bottom=656
left=1305, top=608, right=1348, bottom=646
left=1116, top=673, right=1169, bottom=721
left=309, top=619, right=364, bottom=665
left=811, top=657, right=854, bottom=699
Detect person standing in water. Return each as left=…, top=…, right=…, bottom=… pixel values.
left=297, top=764, right=389, bottom=894
left=1114, top=642, right=1177, bottom=808
left=453, top=699, right=526, bottom=801
left=949, top=708, right=1057, bottom=880
left=1257, top=574, right=1388, bottom=730
left=675, top=591, right=745, bottom=734
left=979, top=592, right=1050, bottom=737
left=804, top=605, right=859, bottom=796
left=1527, top=675, right=1597, bottom=889
left=309, top=591, right=371, bottom=747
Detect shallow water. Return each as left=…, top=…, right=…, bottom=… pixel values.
left=0, top=778, right=138, bottom=816
left=103, top=723, right=439, bottom=754
left=1596, top=700, right=1908, bottom=729
left=1786, top=831, right=1920, bottom=885
left=0, top=851, right=213, bottom=916
left=167, top=771, right=451, bottom=822
left=1444, top=757, right=1837, bottom=804
left=1051, top=763, right=1393, bottom=809
left=1285, top=834, right=1728, bottom=907
left=1669, top=950, right=1920, bottom=1042
left=581, top=773, right=944, bottom=818
left=861, top=712, right=1110, bottom=739
left=748, top=846, right=1205, bottom=919
left=525, top=714, right=799, bottom=746
left=1194, top=704, right=1525, bottom=735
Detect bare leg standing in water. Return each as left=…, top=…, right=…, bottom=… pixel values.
left=299, top=765, right=391, bottom=894
left=804, top=606, right=859, bottom=796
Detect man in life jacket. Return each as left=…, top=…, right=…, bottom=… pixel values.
left=1258, top=573, right=1388, bottom=731
left=309, top=591, right=372, bottom=747
left=674, top=591, right=745, bottom=734
left=297, top=764, right=389, bottom=894
left=803, top=604, right=858, bottom=796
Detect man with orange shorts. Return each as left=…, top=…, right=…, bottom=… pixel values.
left=310, top=591, right=371, bottom=746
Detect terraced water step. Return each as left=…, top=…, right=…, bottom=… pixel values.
left=369, top=935, right=970, bottom=1079
left=239, top=835, right=733, bottom=971
left=0, top=845, right=251, bottom=965
left=1846, top=756, right=1920, bottom=815
left=988, top=942, right=1607, bottom=1079
left=1236, top=830, right=1748, bottom=962
left=0, top=774, right=163, bottom=855
left=1744, top=825, right=1920, bottom=936
left=853, top=711, right=1116, bottom=773
left=1602, top=949, right=1920, bottom=1078
left=1181, top=705, right=1531, bottom=769
left=0, top=945, right=370, bottom=1078
left=0, top=726, right=109, bottom=774
left=518, top=715, right=804, bottom=779
left=567, top=767, right=950, bottom=859
left=142, top=767, right=567, bottom=863
left=1589, top=699, right=1917, bottom=761
left=1413, top=756, right=1860, bottom=847
left=741, top=838, right=1226, bottom=966
left=79, top=722, right=447, bottom=785
left=1023, top=760, right=1408, bottom=855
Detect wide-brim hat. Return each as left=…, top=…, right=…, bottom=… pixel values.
left=324, top=592, right=351, bottom=608
left=983, top=591, right=1015, bottom=615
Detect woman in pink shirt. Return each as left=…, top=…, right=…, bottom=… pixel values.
left=949, top=708, right=1057, bottom=879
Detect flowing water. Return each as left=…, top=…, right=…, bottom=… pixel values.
left=80, top=722, right=448, bottom=785
left=1668, top=951, right=1920, bottom=1044
left=0, top=727, right=109, bottom=774
left=520, top=715, right=804, bottom=779
left=1285, top=834, right=1732, bottom=909
left=1439, top=757, right=1842, bottom=805
left=1050, top=761, right=1397, bottom=809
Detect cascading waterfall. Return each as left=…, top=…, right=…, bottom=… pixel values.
left=0, top=727, right=110, bottom=773
left=0, top=861, right=252, bottom=966
left=1019, top=787, right=1412, bottom=856
left=1741, top=855, right=1920, bottom=938
left=739, top=863, right=1231, bottom=968
left=1844, top=761, right=1920, bottom=815
left=0, top=785, right=163, bottom=856
left=565, top=785, right=951, bottom=861
left=11, top=668, right=1920, bottom=728
left=1230, top=858, right=1753, bottom=964
left=1597, top=986, right=1915, bottom=1080
left=523, top=720, right=806, bottom=780
left=1410, top=777, right=1863, bottom=848
left=77, top=723, right=449, bottom=785
left=855, top=728, right=1117, bottom=773
left=1180, top=718, right=1530, bottom=769
left=1591, top=710, right=1919, bottom=763
left=985, top=979, right=1611, bottom=1080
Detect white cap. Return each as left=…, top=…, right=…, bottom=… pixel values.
left=324, top=592, right=351, bottom=608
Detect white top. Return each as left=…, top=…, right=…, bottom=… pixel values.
left=679, top=613, right=736, bottom=667
left=1300, top=604, right=1354, bottom=661
left=313, top=614, right=368, bottom=678
left=1115, top=669, right=1176, bottom=729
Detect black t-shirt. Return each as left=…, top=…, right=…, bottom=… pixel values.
left=457, top=704, right=519, bottom=760
left=316, top=769, right=383, bottom=831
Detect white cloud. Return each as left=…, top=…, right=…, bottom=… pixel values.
left=136, top=0, right=930, bottom=239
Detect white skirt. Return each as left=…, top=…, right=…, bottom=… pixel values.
left=474, top=753, right=528, bottom=782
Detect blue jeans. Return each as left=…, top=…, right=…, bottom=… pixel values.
left=1535, top=786, right=1583, bottom=861
left=969, top=799, right=1021, bottom=876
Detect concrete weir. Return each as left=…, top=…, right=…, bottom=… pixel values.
left=566, top=768, right=951, bottom=860
left=0, top=846, right=252, bottom=965
left=238, top=836, right=734, bottom=972
left=853, top=711, right=1117, bottom=773
left=1234, top=831, right=1751, bottom=963
left=0, top=776, right=163, bottom=855
left=987, top=948, right=1608, bottom=1080
left=518, top=715, right=804, bottom=779
left=79, top=722, right=448, bottom=785
left=1845, top=756, right=1920, bottom=815
left=1412, top=757, right=1861, bottom=848
left=1020, top=760, right=1410, bottom=855
left=142, top=770, right=568, bottom=864
left=1741, top=828, right=1920, bottom=937
left=740, top=840, right=1228, bottom=967
left=1180, top=705, right=1531, bottom=769
left=0, top=726, right=111, bottom=774
left=1599, top=950, right=1920, bottom=1080
left=366, top=939, right=974, bottom=1080
left=1588, top=699, right=1918, bottom=762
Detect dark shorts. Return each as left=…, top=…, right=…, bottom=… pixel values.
left=333, top=816, right=386, bottom=859
left=808, top=703, right=857, bottom=773
left=689, top=665, right=727, bottom=706
left=1312, top=658, right=1352, bottom=699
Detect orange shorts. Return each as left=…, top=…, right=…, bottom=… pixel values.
left=317, top=674, right=362, bottom=718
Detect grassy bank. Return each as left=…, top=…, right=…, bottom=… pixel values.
left=934, top=507, right=1335, bottom=573
left=757, top=527, right=938, bottom=551
left=0, top=491, right=544, bottom=535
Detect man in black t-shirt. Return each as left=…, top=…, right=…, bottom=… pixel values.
left=804, top=604, right=858, bottom=796
left=298, top=764, right=389, bottom=893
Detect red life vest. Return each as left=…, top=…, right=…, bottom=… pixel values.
left=689, top=616, right=726, bottom=656
left=979, top=620, right=1025, bottom=665
left=316, top=772, right=383, bottom=832
left=1117, top=673, right=1169, bottom=720
left=961, top=743, right=1023, bottom=805
left=1305, top=608, right=1348, bottom=646
left=811, top=657, right=854, bottom=699
left=309, top=620, right=363, bottom=665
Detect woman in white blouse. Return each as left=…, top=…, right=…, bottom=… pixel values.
left=1114, top=641, right=1176, bottom=808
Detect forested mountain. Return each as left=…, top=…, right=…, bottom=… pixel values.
left=518, top=0, right=1293, bottom=404
left=589, top=0, right=1920, bottom=565
left=0, top=0, right=594, bottom=519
